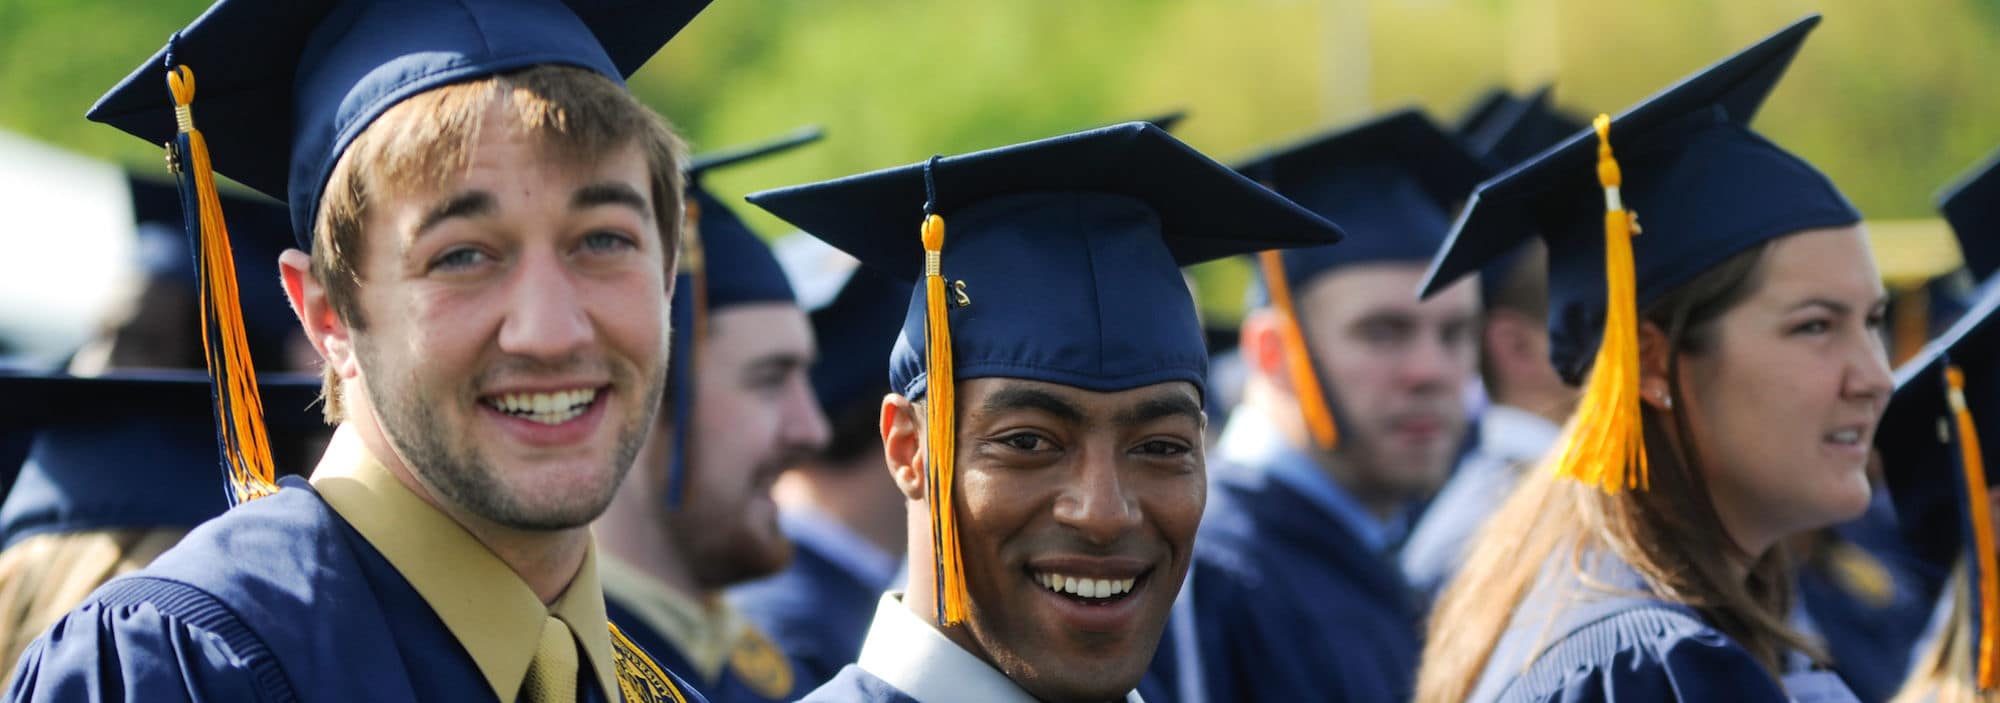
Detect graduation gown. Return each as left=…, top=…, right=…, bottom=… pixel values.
left=3, top=477, right=706, bottom=703
left=728, top=514, right=895, bottom=690
left=1182, top=463, right=1423, bottom=702
left=1466, top=550, right=1860, bottom=703
left=1794, top=496, right=1947, bottom=703
left=801, top=594, right=1145, bottom=703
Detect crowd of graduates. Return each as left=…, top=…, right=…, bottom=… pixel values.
left=0, top=2, right=1995, bottom=702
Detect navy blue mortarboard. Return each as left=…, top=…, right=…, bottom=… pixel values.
left=1239, top=108, right=1492, bottom=286
left=1455, top=86, right=1519, bottom=138
left=746, top=121, right=1344, bottom=626
left=87, top=0, right=708, bottom=505
left=1231, top=108, right=1491, bottom=451
left=773, top=235, right=914, bottom=424
left=684, top=126, right=822, bottom=310
left=1461, top=85, right=1589, bottom=172
left=0, top=369, right=322, bottom=549
left=1419, top=14, right=1859, bottom=495
left=1137, top=110, right=1187, bottom=133
left=1941, top=147, right=2000, bottom=282
left=1421, top=14, right=1859, bottom=382
left=1877, top=278, right=2000, bottom=686
left=661, top=126, right=822, bottom=506
left=1457, top=87, right=1590, bottom=309
left=89, top=0, right=711, bottom=242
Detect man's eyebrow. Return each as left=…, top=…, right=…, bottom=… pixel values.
left=1113, top=392, right=1204, bottom=427
left=414, top=191, right=495, bottom=239
left=573, top=182, right=652, bottom=216
left=981, top=386, right=1086, bottom=423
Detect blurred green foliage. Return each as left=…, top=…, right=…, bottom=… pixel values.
left=4, top=0, right=1996, bottom=322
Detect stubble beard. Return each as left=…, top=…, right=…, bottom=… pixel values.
left=360, top=342, right=668, bottom=531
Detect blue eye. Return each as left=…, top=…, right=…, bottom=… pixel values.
left=581, top=230, right=637, bottom=253
left=431, top=247, right=490, bottom=272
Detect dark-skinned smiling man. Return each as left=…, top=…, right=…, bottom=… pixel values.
left=745, top=122, right=1344, bottom=703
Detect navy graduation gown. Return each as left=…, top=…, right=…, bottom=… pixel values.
left=1468, top=552, right=1858, bottom=703
left=1179, top=463, right=1423, bottom=702
left=606, top=598, right=799, bottom=703
left=795, top=667, right=916, bottom=703
left=1795, top=502, right=1947, bottom=703
left=5, top=477, right=706, bottom=703
left=728, top=536, right=880, bottom=690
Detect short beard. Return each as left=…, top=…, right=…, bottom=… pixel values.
left=359, top=340, right=666, bottom=531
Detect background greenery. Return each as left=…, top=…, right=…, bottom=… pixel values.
left=4, top=0, right=1995, bottom=322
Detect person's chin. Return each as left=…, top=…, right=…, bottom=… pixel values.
left=1014, top=657, right=1145, bottom=703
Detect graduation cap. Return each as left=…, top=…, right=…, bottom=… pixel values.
left=1454, top=86, right=1519, bottom=139
left=86, top=0, right=710, bottom=505
left=746, top=121, right=1345, bottom=626
left=1941, top=147, right=2000, bottom=283
left=1876, top=278, right=2000, bottom=689
left=1461, top=85, right=1590, bottom=172
left=0, top=369, right=322, bottom=548
left=773, top=234, right=914, bottom=429
left=661, top=126, right=821, bottom=505
left=1233, top=108, right=1493, bottom=451
left=1419, top=14, right=1858, bottom=494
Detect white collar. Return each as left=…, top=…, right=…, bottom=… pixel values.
left=1477, top=404, right=1563, bottom=467
left=855, top=593, right=1145, bottom=703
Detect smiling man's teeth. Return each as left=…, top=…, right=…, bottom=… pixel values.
left=1034, top=572, right=1136, bottom=599
left=485, top=388, right=599, bottom=425
left=1827, top=429, right=1861, bottom=444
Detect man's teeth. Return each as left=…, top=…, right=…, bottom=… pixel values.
left=1034, top=572, right=1136, bottom=599
left=1827, top=429, right=1861, bottom=444
left=486, top=388, right=598, bottom=425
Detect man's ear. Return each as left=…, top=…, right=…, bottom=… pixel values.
left=279, top=249, right=359, bottom=381
left=1240, top=309, right=1291, bottom=394
left=1638, top=320, right=1673, bottom=412
left=881, top=393, right=926, bottom=501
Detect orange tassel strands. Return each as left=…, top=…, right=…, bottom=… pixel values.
left=1256, top=250, right=1339, bottom=451
left=167, top=65, right=279, bottom=505
left=1550, top=114, right=1649, bottom=494
left=1947, top=365, right=1999, bottom=689
left=920, top=212, right=969, bottom=627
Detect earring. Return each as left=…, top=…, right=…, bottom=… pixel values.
left=1658, top=392, right=1673, bottom=410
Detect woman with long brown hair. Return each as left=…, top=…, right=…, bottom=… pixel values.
left=1412, top=14, right=1894, bottom=703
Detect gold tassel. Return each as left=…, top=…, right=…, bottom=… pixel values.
left=168, top=65, right=278, bottom=504
left=1256, top=250, right=1338, bottom=451
left=1947, top=365, right=1998, bottom=689
left=1551, top=114, right=1649, bottom=493
left=921, top=213, right=968, bottom=626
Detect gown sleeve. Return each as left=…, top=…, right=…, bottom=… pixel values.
left=5, top=578, right=286, bottom=703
